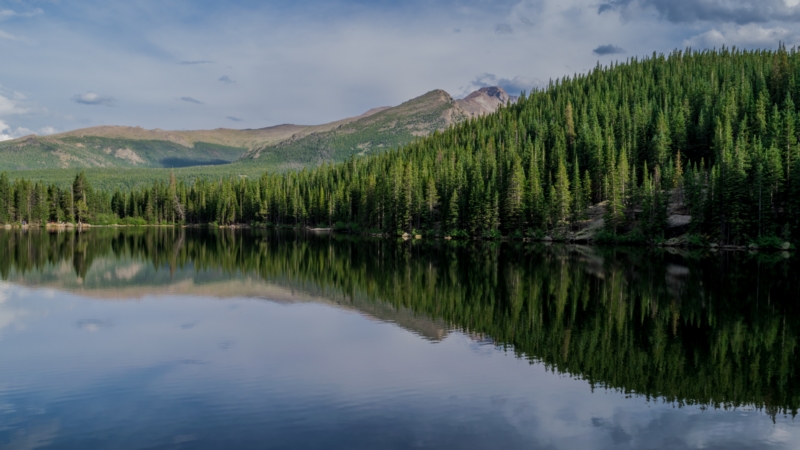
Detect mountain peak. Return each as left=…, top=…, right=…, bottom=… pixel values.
left=466, top=86, right=510, bottom=103
left=455, top=86, right=512, bottom=118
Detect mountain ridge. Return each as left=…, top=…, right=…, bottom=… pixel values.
left=238, top=87, right=513, bottom=170
left=0, top=86, right=512, bottom=172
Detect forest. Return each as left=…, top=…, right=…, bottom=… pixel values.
left=3, top=46, right=800, bottom=245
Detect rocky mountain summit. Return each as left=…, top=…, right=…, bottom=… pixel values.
left=455, top=86, right=515, bottom=118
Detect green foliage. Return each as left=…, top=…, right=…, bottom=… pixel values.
left=0, top=136, right=245, bottom=171
left=753, top=235, right=788, bottom=249
left=685, top=234, right=708, bottom=247
left=7, top=47, right=800, bottom=244
left=595, top=229, right=648, bottom=245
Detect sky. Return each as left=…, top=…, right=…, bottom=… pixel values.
left=0, top=0, right=799, bottom=139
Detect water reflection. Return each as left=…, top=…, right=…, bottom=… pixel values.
left=0, top=228, right=798, bottom=449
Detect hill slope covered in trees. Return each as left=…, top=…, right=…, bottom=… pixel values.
left=2, top=47, right=800, bottom=246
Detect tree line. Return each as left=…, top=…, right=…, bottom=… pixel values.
left=3, top=47, right=800, bottom=244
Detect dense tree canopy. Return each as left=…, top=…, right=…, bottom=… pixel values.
left=3, top=47, right=800, bottom=244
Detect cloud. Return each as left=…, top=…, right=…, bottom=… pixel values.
left=593, top=44, right=626, bottom=55
left=226, top=116, right=243, bottom=122
left=10, top=0, right=797, bottom=135
left=0, top=29, right=26, bottom=42
left=598, top=0, right=800, bottom=24
left=72, top=92, right=116, bottom=106
left=684, top=24, right=798, bottom=48
left=218, top=75, right=236, bottom=84
left=0, top=8, right=43, bottom=20
left=179, top=96, right=203, bottom=104
left=465, top=73, right=543, bottom=96
left=0, top=92, right=28, bottom=115
left=0, top=120, right=35, bottom=141
left=494, top=23, right=513, bottom=34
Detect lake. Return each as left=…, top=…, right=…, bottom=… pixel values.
left=0, top=228, right=798, bottom=449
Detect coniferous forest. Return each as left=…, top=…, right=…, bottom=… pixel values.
left=4, top=47, right=800, bottom=245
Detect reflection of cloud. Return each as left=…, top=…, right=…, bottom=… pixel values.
left=0, top=285, right=26, bottom=333
left=76, top=319, right=113, bottom=332
left=218, top=75, right=236, bottom=84
left=0, top=308, right=21, bottom=331
left=179, top=359, right=208, bottom=365
left=3, top=420, right=60, bottom=450
left=584, top=407, right=796, bottom=449
left=114, top=264, right=144, bottom=281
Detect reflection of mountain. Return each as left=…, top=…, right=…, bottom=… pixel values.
left=1, top=228, right=798, bottom=417
left=6, top=240, right=452, bottom=342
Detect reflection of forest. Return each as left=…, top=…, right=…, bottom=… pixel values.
left=1, top=228, right=798, bottom=417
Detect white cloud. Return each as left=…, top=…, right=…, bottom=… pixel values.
left=0, top=28, right=32, bottom=44
left=0, top=0, right=794, bottom=134
left=684, top=24, right=798, bottom=48
left=0, top=8, right=43, bottom=20
left=463, top=73, right=544, bottom=97
left=0, top=120, right=34, bottom=141
left=0, top=92, right=28, bottom=116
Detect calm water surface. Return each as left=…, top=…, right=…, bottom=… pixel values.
left=0, top=228, right=798, bottom=449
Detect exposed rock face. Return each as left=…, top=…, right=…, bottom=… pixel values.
left=455, top=87, right=514, bottom=118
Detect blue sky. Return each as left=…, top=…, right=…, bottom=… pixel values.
left=0, top=0, right=799, bottom=138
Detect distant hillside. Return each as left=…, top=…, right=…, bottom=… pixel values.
left=0, top=86, right=511, bottom=173
left=238, top=87, right=512, bottom=170
left=0, top=135, right=247, bottom=170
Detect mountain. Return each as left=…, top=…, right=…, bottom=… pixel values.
left=0, top=87, right=511, bottom=172
left=238, top=87, right=513, bottom=170
left=455, top=86, right=516, bottom=118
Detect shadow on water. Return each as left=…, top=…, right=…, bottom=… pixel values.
left=1, top=227, right=798, bottom=420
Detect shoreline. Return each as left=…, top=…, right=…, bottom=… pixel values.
left=4, top=222, right=792, bottom=252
